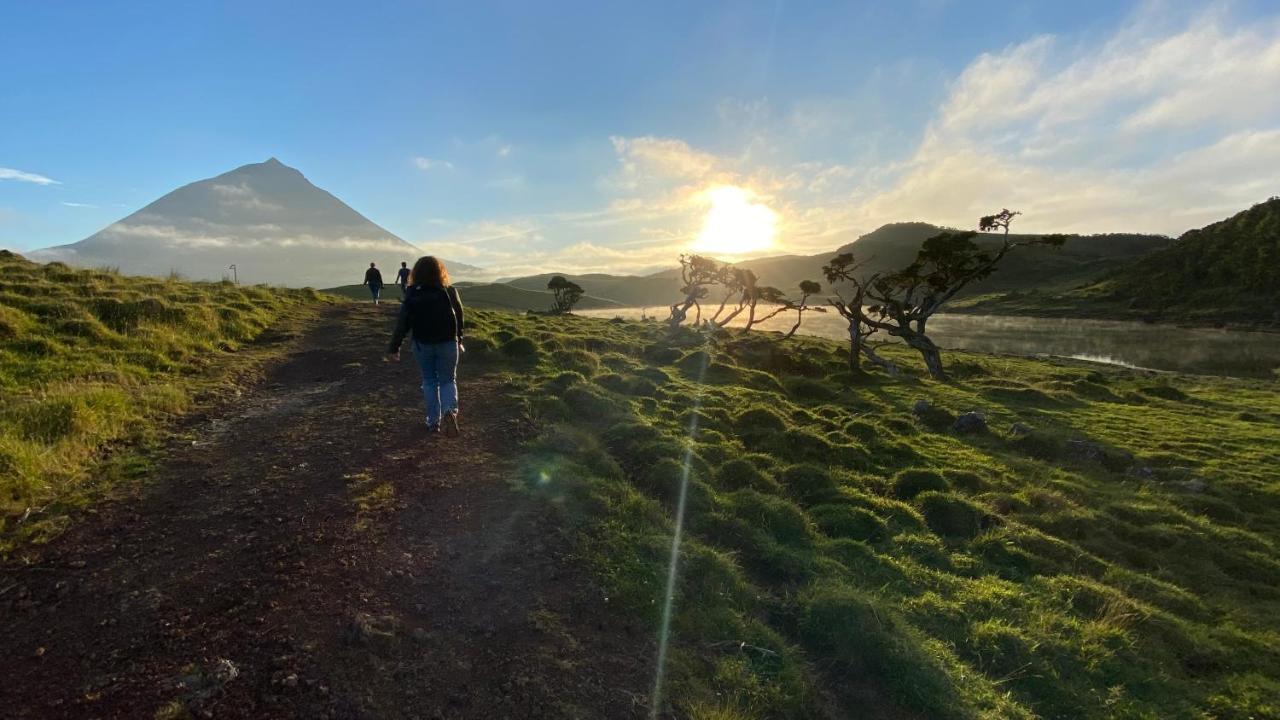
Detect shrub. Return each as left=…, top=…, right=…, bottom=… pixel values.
left=890, top=469, right=950, bottom=500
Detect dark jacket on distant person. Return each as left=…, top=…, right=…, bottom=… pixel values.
left=364, top=267, right=384, bottom=287
left=388, top=284, right=464, bottom=351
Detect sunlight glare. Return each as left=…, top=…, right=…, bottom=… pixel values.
left=692, top=185, right=778, bottom=256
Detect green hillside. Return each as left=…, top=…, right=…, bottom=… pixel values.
left=955, top=199, right=1280, bottom=326
left=322, top=281, right=625, bottom=312
left=497, top=223, right=1172, bottom=310
left=499, top=272, right=681, bottom=308
left=1110, top=198, right=1280, bottom=320
left=0, top=251, right=323, bottom=548
left=459, top=309, right=1280, bottom=719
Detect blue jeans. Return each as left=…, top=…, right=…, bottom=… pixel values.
left=369, top=284, right=382, bottom=301
left=412, top=340, right=459, bottom=426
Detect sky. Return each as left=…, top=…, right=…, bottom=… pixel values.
left=2, top=0, right=1279, bottom=277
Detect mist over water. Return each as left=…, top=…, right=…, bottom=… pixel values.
left=580, top=308, right=1280, bottom=378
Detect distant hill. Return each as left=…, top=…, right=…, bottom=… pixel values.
left=31, top=158, right=480, bottom=288
left=741, top=222, right=1173, bottom=295
left=954, top=199, right=1280, bottom=325
left=496, top=222, right=1173, bottom=309
left=499, top=272, right=681, bottom=308
left=1109, top=198, right=1280, bottom=319
left=323, top=281, right=624, bottom=312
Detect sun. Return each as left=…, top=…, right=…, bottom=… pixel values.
left=691, top=185, right=779, bottom=256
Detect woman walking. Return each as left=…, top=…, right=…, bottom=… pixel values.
left=387, top=256, right=465, bottom=436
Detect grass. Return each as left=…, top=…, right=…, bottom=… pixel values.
left=0, top=251, right=324, bottom=553
left=455, top=307, right=1280, bottom=719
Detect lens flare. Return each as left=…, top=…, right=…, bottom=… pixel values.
left=649, top=346, right=708, bottom=718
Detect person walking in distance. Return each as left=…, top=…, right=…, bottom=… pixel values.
left=387, top=256, right=465, bottom=436
left=363, top=262, right=384, bottom=305
left=395, top=261, right=411, bottom=297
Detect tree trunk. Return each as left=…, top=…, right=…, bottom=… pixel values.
left=785, top=309, right=803, bottom=339
left=861, top=343, right=899, bottom=375
left=847, top=317, right=862, bottom=372
left=667, top=299, right=693, bottom=330
left=902, top=331, right=945, bottom=380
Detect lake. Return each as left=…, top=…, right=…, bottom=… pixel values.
left=577, top=308, right=1280, bottom=379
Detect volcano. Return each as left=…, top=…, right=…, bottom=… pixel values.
left=33, top=158, right=479, bottom=287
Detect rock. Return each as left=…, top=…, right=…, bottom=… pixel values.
left=1008, top=422, right=1033, bottom=438
left=912, top=399, right=932, bottom=417
left=1065, top=440, right=1105, bottom=463
left=1174, top=478, right=1207, bottom=493
left=953, top=412, right=988, bottom=434
left=344, top=612, right=401, bottom=650
left=1128, top=466, right=1156, bottom=480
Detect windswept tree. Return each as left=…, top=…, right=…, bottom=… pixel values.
left=822, top=255, right=895, bottom=374
left=743, top=284, right=790, bottom=330
left=667, top=254, right=722, bottom=330
left=547, top=275, right=585, bottom=314
left=827, top=210, right=1064, bottom=379
left=783, top=280, right=826, bottom=339
left=708, top=267, right=752, bottom=328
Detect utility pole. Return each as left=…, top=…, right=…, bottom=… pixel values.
left=228, top=264, right=238, bottom=284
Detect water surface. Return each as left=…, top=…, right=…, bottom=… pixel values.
left=578, top=308, right=1280, bottom=378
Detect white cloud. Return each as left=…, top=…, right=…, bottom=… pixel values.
left=413, top=7, right=1280, bottom=276
left=857, top=8, right=1280, bottom=235
left=210, top=183, right=283, bottom=212
left=497, top=144, right=513, bottom=157
left=0, top=167, right=60, bottom=185
left=413, top=156, right=455, bottom=171
left=61, top=201, right=98, bottom=208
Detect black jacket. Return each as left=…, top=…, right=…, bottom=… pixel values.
left=388, top=284, right=464, bottom=351
left=364, top=267, right=384, bottom=286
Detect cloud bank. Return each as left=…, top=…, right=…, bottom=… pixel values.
left=415, top=7, right=1280, bottom=277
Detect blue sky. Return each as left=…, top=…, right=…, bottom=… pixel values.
left=3, top=1, right=1279, bottom=275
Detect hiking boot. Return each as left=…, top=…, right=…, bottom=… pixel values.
left=426, top=422, right=441, bottom=434
left=443, top=411, right=460, bottom=438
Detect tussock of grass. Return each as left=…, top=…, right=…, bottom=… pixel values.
left=0, top=252, right=322, bottom=550
left=472, top=307, right=1280, bottom=719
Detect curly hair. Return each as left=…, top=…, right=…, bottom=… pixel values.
left=408, top=256, right=450, bottom=287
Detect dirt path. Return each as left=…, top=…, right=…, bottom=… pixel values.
left=1, top=304, right=655, bottom=719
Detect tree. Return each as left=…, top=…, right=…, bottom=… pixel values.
left=822, top=254, right=896, bottom=374
left=827, top=210, right=1064, bottom=379
left=547, top=275, right=585, bottom=314
left=743, top=284, right=790, bottom=330
left=783, top=280, right=826, bottom=339
left=667, top=254, right=722, bottom=330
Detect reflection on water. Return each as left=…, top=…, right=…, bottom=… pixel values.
left=579, top=308, right=1280, bottom=378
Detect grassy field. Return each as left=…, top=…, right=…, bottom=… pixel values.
left=457, top=308, right=1280, bottom=719
left=0, top=251, right=324, bottom=553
